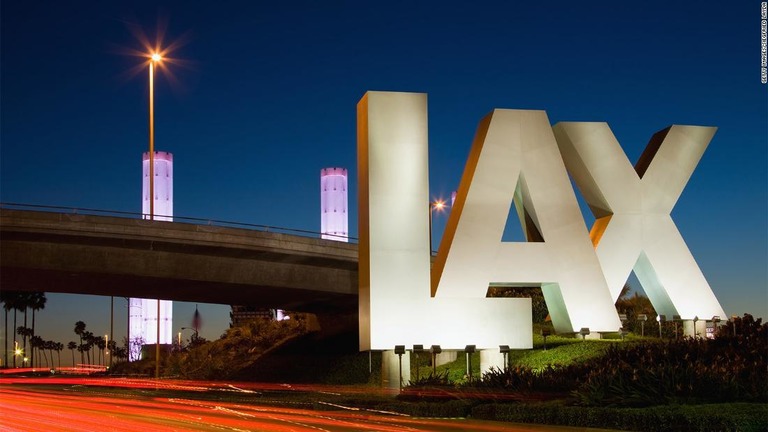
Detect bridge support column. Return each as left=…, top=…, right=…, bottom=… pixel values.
left=381, top=350, right=410, bottom=389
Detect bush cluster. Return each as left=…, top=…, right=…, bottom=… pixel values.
left=166, top=315, right=311, bottom=380
left=470, top=314, right=767, bottom=407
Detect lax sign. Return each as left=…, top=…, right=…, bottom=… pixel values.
left=357, top=92, right=725, bottom=350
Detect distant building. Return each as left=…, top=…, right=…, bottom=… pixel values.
left=129, top=151, right=174, bottom=361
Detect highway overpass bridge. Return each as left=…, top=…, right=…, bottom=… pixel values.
left=0, top=208, right=359, bottom=313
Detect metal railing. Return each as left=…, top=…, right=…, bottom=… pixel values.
left=0, top=202, right=357, bottom=243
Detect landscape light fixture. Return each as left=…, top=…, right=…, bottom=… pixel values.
left=430, top=345, right=442, bottom=375
left=579, top=327, right=590, bottom=341
left=693, top=316, right=699, bottom=338
left=412, top=345, right=424, bottom=381
left=499, top=345, right=510, bottom=372
left=658, top=315, right=667, bottom=338
left=394, top=345, right=406, bottom=390
left=465, top=345, right=476, bottom=382
left=541, top=328, right=551, bottom=350
left=637, top=314, right=648, bottom=337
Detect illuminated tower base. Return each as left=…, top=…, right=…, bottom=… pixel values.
left=129, top=151, right=173, bottom=361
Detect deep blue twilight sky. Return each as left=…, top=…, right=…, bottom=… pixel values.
left=2, top=1, right=766, bottom=356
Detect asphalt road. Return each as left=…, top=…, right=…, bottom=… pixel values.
left=0, top=377, right=611, bottom=431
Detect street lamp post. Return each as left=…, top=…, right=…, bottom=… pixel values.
left=149, top=52, right=163, bottom=380
left=465, top=345, right=476, bottom=383
left=394, top=345, right=405, bottom=390
left=430, top=345, right=441, bottom=375
left=104, top=334, right=109, bottom=368
left=658, top=315, right=666, bottom=339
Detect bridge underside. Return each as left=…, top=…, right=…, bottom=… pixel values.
left=1, top=267, right=357, bottom=312
left=0, top=209, right=359, bottom=313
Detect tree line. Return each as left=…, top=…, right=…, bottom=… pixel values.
left=1, top=291, right=129, bottom=368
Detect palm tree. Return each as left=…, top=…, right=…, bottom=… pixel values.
left=77, top=344, right=87, bottom=367
left=16, top=326, right=33, bottom=366
left=0, top=290, right=16, bottom=368
left=55, top=342, right=64, bottom=369
left=95, top=336, right=106, bottom=366
left=74, top=321, right=86, bottom=364
left=29, top=335, right=42, bottom=368
left=4, top=292, right=24, bottom=367
left=38, top=339, right=49, bottom=368
left=45, top=341, right=56, bottom=369
left=107, top=340, right=117, bottom=367
left=28, top=293, right=46, bottom=368
left=67, top=341, right=77, bottom=367
left=82, top=331, right=95, bottom=364
left=15, top=293, right=32, bottom=365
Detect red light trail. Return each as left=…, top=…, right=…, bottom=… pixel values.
left=0, top=378, right=587, bottom=431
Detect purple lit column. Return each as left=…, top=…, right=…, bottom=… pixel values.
left=129, top=151, right=174, bottom=361
left=320, top=167, right=348, bottom=242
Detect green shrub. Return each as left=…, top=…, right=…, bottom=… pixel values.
left=407, top=370, right=451, bottom=387
left=573, top=326, right=768, bottom=406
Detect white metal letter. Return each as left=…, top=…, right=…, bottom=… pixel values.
left=432, top=110, right=621, bottom=334
left=358, top=92, right=532, bottom=351
left=553, top=123, right=726, bottom=320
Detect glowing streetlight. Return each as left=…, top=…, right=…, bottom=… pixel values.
left=429, top=200, right=446, bottom=254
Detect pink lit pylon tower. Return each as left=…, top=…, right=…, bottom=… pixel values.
left=128, top=151, right=173, bottom=361
left=320, top=168, right=348, bottom=242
